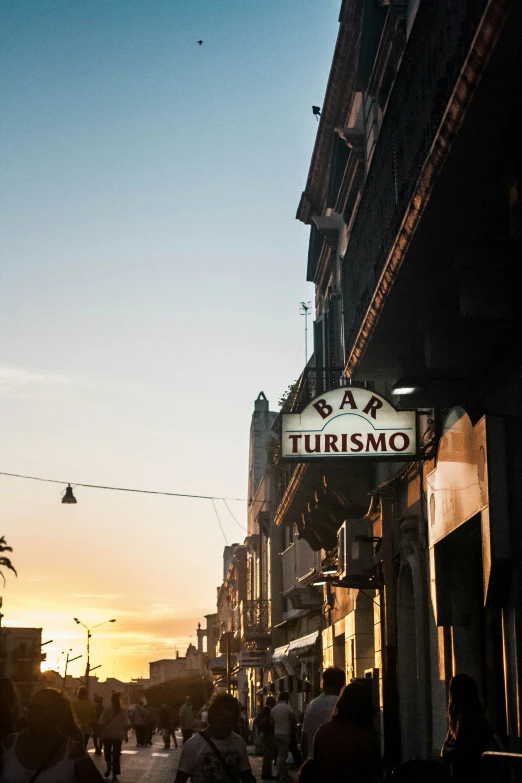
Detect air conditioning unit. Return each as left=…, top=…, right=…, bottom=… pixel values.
left=337, top=519, right=374, bottom=584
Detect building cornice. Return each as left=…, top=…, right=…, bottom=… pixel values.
left=344, top=0, right=510, bottom=377
left=296, top=0, right=363, bottom=225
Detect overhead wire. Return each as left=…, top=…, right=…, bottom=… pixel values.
left=222, top=498, right=248, bottom=533
left=0, top=470, right=247, bottom=503
left=211, top=498, right=228, bottom=546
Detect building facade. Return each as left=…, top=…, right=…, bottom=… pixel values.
left=274, top=0, right=521, bottom=770
left=1, top=626, right=45, bottom=705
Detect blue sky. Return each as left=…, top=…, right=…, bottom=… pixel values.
left=0, top=0, right=340, bottom=679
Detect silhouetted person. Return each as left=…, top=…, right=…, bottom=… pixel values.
left=313, top=682, right=381, bottom=782
left=159, top=703, right=173, bottom=749
left=99, top=692, right=129, bottom=782
left=133, top=701, right=146, bottom=746
left=442, top=673, right=497, bottom=782
left=93, top=696, right=104, bottom=756
left=0, top=687, right=102, bottom=782
left=270, top=691, right=296, bottom=781
left=255, top=695, right=276, bottom=780
left=301, top=666, right=345, bottom=760
left=72, top=686, right=96, bottom=749
left=179, top=696, right=196, bottom=745
left=0, top=678, right=21, bottom=733
left=175, top=693, right=255, bottom=782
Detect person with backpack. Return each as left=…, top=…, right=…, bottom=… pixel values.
left=175, top=693, right=255, bottom=783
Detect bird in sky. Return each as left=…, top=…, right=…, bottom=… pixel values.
left=197, top=40, right=203, bottom=46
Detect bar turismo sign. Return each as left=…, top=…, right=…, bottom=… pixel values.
left=281, top=387, right=417, bottom=460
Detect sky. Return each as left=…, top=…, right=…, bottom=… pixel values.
left=0, top=0, right=340, bottom=682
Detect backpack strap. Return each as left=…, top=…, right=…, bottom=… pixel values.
left=27, top=737, right=66, bottom=783
left=198, top=731, right=240, bottom=782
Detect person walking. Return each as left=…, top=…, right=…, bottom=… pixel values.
left=270, top=692, right=296, bottom=782
left=132, top=701, right=146, bottom=747
left=159, top=703, right=173, bottom=750
left=0, top=687, right=102, bottom=782
left=441, top=673, right=498, bottom=782
left=92, top=697, right=104, bottom=756
left=301, top=667, right=345, bottom=760
left=99, top=692, right=130, bottom=783
left=174, top=692, right=255, bottom=783
left=171, top=704, right=179, bottom=749
left=313, top=681, right=381, bottom=782
left=71, top=686, right=97, bottom=750
left=179, top=696, right=196, bottom=745
left=256, top=695, right=276, bottom=781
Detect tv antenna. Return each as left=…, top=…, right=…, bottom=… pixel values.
left=299, top=302, right=312, bottom=364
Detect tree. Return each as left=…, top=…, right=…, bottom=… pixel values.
left=0, top=537, right=17, bottom=586
left=144, top=674, right=213, bottom=710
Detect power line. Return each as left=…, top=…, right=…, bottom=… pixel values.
left=222, top=498, right=248, bottom=533
left=211, top=498, right=228, bottom=546
left=0, top=470, right=246, bottom=503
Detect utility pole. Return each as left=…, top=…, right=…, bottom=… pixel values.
left=74, top=617, right=115, bottom=698
left=300, top=301, right=312, bottom=365
left=62, top=650, right=82, bottom=691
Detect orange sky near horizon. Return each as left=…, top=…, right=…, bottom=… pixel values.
left=2, top=476, right=246, bottom=683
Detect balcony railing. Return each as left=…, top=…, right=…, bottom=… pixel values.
left=240, top=600, right=270, bottom=641
left=281, top=367, right=350, bottom=415
left=342, top=0, right=489, bottom=355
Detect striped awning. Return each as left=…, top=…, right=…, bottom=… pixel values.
left=257, top=675, right=311, bottom=695
left=271, top=644, right=289, bottom=663
left=287, top=630, right=319, bottom=655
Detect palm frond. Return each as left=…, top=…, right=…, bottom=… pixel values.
left=0, top=536, right=17, bottom=585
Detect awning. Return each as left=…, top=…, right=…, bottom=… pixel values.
left=287, top=630, right=319, bottom=655
left=271, top=645, right=289, bottom=663
left=256, top=675, right=312, bottom=696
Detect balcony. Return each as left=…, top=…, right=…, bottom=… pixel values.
left=240, top=600, right=271, bottom=644
left=281, top=540, right=322, bottom=608
left=342, top=0, right=490, bottom=371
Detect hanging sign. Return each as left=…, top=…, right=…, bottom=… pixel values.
left=281, top=387, right=417, bottom=460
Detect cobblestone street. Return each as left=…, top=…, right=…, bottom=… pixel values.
left=88, top=732, right=297, bottom=782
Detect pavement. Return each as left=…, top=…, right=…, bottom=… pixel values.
left=88, top=730, right=298, bottom=782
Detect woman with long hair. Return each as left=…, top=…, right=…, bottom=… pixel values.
left=0, top=687, right=102, bottom=782
left=312, top=682, right=381, bottom=782
left=442, top=674, right=496, bottom=781
left=98, top=692, right=130, bottom=782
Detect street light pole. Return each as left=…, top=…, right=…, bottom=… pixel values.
left=62, top=649, right=82, bottom=691
left=73, top=618, right=115, bottom=697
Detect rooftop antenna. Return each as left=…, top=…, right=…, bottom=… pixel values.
left=299, top=301, right=312, bottom=365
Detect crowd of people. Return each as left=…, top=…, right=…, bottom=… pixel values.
left=0, top=671, right=505, bottom=782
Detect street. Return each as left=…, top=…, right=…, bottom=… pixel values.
left=88, top=731, right=294, bottom=782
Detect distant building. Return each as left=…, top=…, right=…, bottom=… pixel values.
left=149, top=630, right=208, bottom=685
left=0, top=626, right=45, bottom=705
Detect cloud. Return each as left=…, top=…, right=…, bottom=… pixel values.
left=0, top=365, right=72, bottom=396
